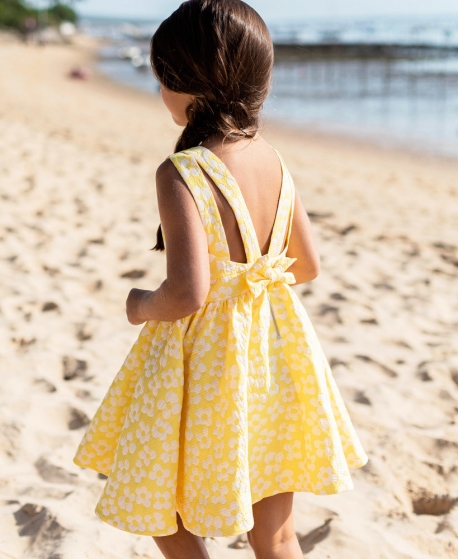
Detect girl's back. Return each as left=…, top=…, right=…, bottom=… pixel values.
left=202, top=136, right=284, bottom=263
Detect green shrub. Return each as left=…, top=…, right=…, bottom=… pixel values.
left=0, top=0, right=78, bottom=30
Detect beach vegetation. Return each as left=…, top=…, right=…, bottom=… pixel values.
left=0, top=0, right=78, bottom=31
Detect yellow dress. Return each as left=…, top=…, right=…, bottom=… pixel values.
left=73, top=146, right=368, bottom=538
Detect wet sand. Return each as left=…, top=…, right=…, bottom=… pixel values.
left=1, top=34, right=458, bottom=559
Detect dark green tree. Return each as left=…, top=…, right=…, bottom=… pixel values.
left=0, top=0, right=80, bottom=30
left=48, top=1, right=78, bottom=24
left=0, top=0, right=37, bottom=29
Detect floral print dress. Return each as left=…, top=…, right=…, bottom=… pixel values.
left=73, top=146, right=368, bottom=538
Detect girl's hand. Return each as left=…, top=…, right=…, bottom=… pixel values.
left=126, top=288, right=153, bottom=325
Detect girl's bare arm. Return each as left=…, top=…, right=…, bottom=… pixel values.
left=126, top=160, right=210, bottom=324
left=285, top=190, right=321, bottom=285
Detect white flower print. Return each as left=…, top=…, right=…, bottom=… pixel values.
left=281, top=385, right=296, bottom=403
left=276, top=469, right=294, bottom=490
left=116, top=459, right=131, bottom=484
left=165, top=336, right=181, bottom=359
left=118, top=486, right=136, bottom=512
left=189, top=467, right=204, bottom=486
left=285, top=404, right=301, bottom=422
left=314, top=438, right=333, bottom=458
left=100, top=497, right=117, bottom=516
left=220, top=501, right=242, bottom=527
left=131, top=460, right=147, bottom=483
left=190, top=361, right=206, bottom=381
left=90, top=439, right=112, bottom=456
left=161, top=368, right=180, bottom=389
left=139, top=445, right=156, bottom=467
left=252, top=477, right=272, bottom=496
left=151, top=417, right=173, bottom=441
left=141, top=394, right=156, bottom=417
left=251, top=445, right=267, bottom=462
left=129, top=402, right=141, bottom=422
left=100, top=406, right=116, bottom=423
left=317, top=467, right=338, bottom=487
left=153, top=491, right=172, bottom=510
left=204, top=514, right=223, bottom=532
left=126, top=514, right=146, bottom=533
left=145, top=512, right=167, bottom=533
left=148, top=464, right=171, bottom=487
left=119, top=432, right=136, bottom=455
left=107, top=516, right=126, bottom=531
left=135, top=486, right=153, bottom=507
left=284, top=441, right=302, bottom=461
left=104, top=479, right=120, bottom=498
left=216, top=461, right=235, bottom=482
left=195, top=407, right=212, bottom=427
left=258, top=428, right=277, bottom=446
left=124, top=352, right=140, bottom=371
left=156, top=392, right=180, bottom=420
left=203, top=379, right=220, bottom=402
left=195, top=427, right=211, bottom=449
left=193, top=337, right=212, bottom=358
left=213, top=439, right=224, bottom=460
left=278, top=421, right=296, bottom=441
left=160, top=440, right=179, bottom=464
left=135, top=421, right=150, bottom=444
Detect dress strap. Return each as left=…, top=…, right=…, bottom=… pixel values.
left=192, top=146, right=262, bottom=263
left=267, top=149, right=295, bottom=257
left=169, top=151, right=231, bottom=261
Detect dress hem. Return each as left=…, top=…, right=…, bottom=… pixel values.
left=87, top=457, right=368, bottom=539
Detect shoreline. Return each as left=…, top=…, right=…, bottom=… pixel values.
left=90, top=37, right=458, bottom=168
left=2, top=33, right=458, bottom=559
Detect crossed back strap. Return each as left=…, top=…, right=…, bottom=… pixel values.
left=169, top=146, right=295, bottom=264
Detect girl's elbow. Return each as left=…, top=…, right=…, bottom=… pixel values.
left=308, top=260, right=321, bottom=281
left=176, top=286, right=209, bottom=316
left=293, top=262, right=320, bottom=285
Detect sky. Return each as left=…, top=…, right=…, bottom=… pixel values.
left=78, top=0, right=458, bottom=22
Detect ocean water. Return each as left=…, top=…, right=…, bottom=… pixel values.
left=83, top=16, right=458, bottom=159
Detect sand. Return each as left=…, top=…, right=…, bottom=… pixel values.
left=1, top=34, right=458, bottom=559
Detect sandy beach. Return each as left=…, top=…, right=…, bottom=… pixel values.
left=1, top=34, right=458, bottom=559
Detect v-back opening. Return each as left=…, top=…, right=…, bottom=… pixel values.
left=195, top=145, right=287, bottom=264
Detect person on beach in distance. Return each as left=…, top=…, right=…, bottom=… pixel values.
left=73, top=1, right=368, bottom=557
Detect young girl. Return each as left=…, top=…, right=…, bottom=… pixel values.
left=74, top=1, right=368, bottom=558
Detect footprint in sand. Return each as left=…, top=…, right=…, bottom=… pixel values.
left=297, top=518, right=334, bottom=554
left=339, top=224, right=358, bottom=236
left=32, top=379, right=57, bottom=393
left=89, top=279, right=104, bottom=292
left=411, top=490, right=458, bottom=516
left=14, top=503, right=68, bottom=558
left=120, top=269, right=147, bottom=279
left=34, top=457, right=78, bottom=485
left=62, top=356, right=88, bottom=381
left=75, top=323, right=93, bottom=342
left=451, top=370, right=458, bottom=387
left=354, top=391, right=372, bottom=406
left=317, top=304, right=342, bottom=326
left=354, top=355, right=398, bottom=378
left=67, top=408, right=90, bottom=430
left=42, top=302, right=59, bottom=312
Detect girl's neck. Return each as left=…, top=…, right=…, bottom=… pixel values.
left=200, top=132, right=261, bottom=155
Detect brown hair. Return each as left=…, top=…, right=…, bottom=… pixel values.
left=150, top=0, right=274, bottom=251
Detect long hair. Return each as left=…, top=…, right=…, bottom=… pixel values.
left=150, top=0, right=274, bottom=251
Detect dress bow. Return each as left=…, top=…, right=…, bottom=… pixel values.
left=245, top=254, right=297, bottom=298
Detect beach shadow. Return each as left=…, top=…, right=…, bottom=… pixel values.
left=297, top=518, right=333, bottom=554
